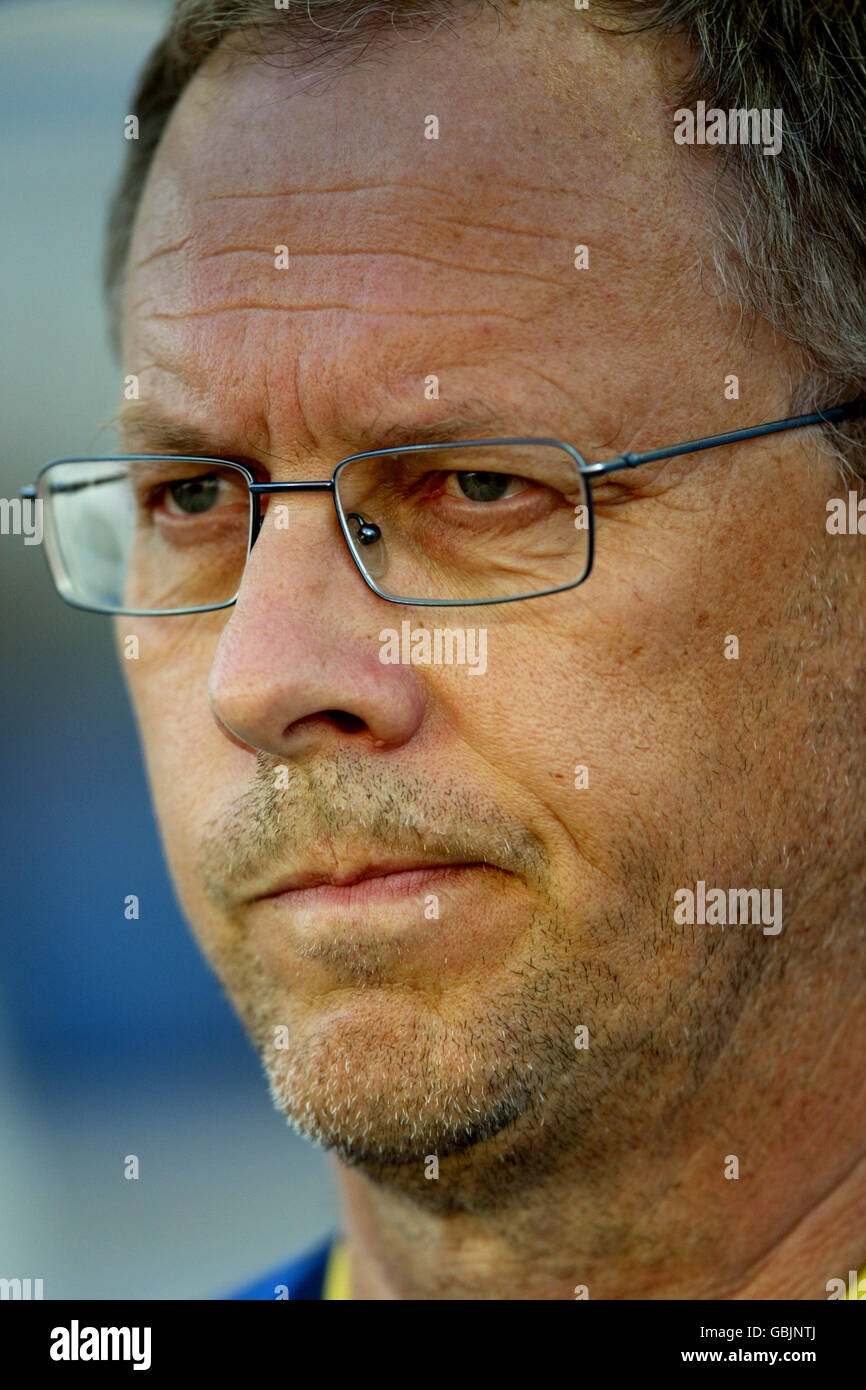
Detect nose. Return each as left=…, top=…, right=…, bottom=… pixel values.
left=207, top=492, right=426, bottom=758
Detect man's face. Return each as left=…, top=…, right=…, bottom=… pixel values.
left=119, top=5, right=862, bottom=1200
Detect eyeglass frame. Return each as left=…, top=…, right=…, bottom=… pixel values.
left=21, top=397, right=866, bottom=614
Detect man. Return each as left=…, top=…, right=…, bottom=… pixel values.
left=26, top=0, right=866, bottom=1298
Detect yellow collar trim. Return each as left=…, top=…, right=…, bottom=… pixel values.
left=322, top=1240, right=352, bottom=1300
left=847, top=1262, right=866, bottom=1300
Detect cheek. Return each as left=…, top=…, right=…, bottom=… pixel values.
left=120, top=618, right=235, bottom=861
left=434, top=583, right=737, bottom=884
left=421, top=617, right=626, bottom=877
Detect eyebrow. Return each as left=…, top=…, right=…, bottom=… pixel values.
left=116, top=411, right=262, bottom=467
left=367, top=403, right=514, bottom=449
left=115, top=399, right=518, bottom=468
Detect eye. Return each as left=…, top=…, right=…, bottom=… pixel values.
left=449, top=471, right=524, bottom=503
left=164, top=475, right=224, bottom=515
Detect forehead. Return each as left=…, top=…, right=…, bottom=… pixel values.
left=122, top=11, right=700, bottom=455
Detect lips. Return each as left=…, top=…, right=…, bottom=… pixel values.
left=257, top=859, right=491, bottom=900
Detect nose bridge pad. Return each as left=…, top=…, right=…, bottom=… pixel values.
left=346, top=511, right=388, bottom=580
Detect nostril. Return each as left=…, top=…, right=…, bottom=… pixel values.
left=324, top=710, right=366, bottom=734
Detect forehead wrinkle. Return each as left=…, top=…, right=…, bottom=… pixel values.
left=194, top=177, right=586, bottom=207
left=189, top=246, right=570, bottom=294
left=130, top=179, right=587, bottom=308
left=128, top=208, right=582, bottom=333
left=194, top=186, right=575, bottom=251
left=132, top=274, right=567, bottom=326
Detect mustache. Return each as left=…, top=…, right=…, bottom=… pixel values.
left=197, top=750, right=549, bottom=912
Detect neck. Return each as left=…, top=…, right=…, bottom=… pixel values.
left=335, top=1148, right=866, bottom=1300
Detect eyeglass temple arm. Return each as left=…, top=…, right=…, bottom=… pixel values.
left=580, top=398, right=866, bottom=478
left=20, top=473, right=128, bottom=499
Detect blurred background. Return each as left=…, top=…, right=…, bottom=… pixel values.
left=0, top=0, right=338, bottom=1298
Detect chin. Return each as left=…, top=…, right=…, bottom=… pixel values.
left=257, top=1012, right=536, bottom=1174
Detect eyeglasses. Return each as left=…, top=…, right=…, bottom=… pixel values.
left=21, top=398, right=866, bottom=615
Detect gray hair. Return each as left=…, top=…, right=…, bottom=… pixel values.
left=104, top=0, right=866, bottom=475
